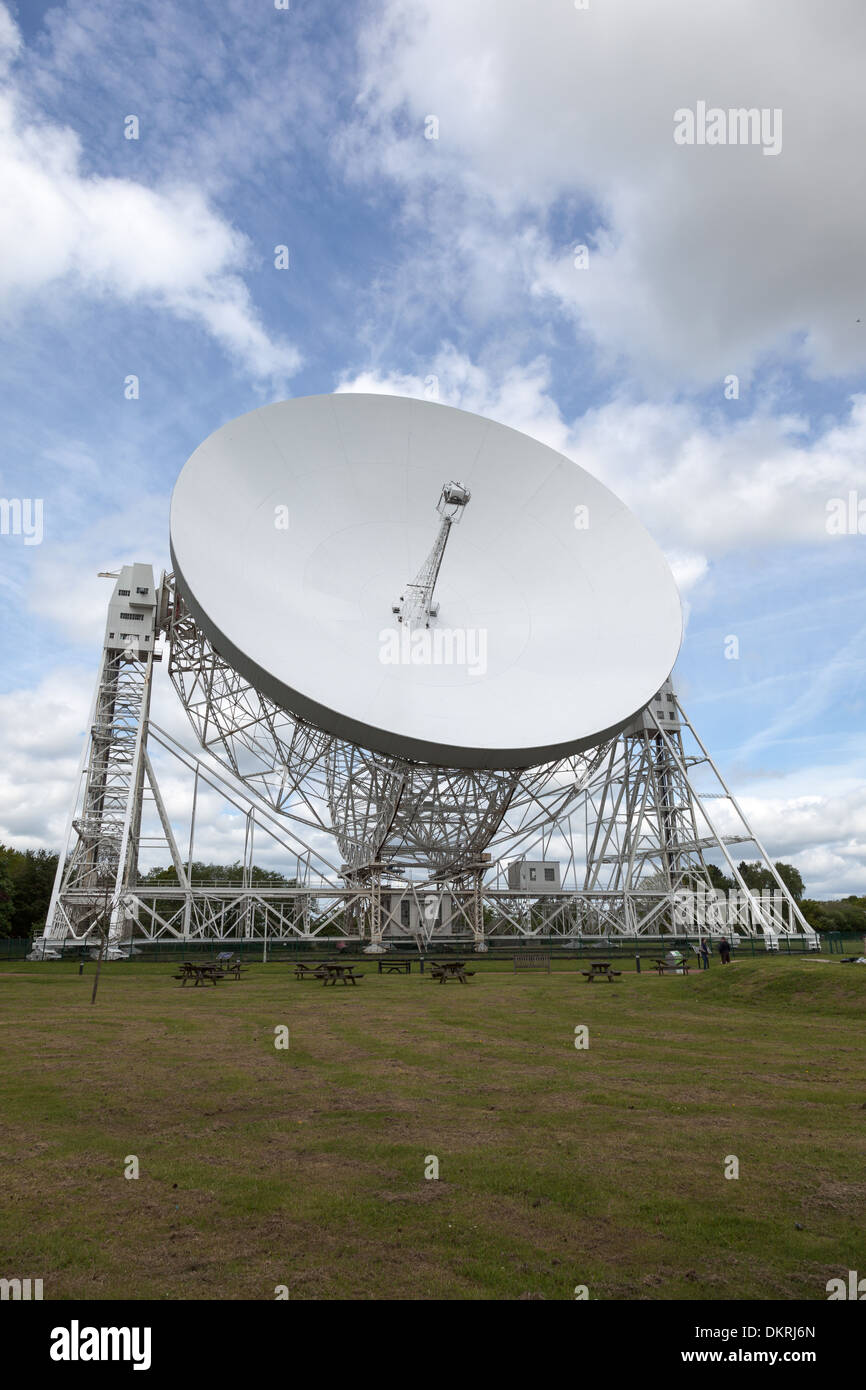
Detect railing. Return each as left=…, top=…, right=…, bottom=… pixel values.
left=0, top=938, right=30, bottom=960
left=19, top=931, right=852, bottom=962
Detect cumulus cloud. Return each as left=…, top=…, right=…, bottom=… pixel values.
left=567, top=397, right=866, bottom=557
left=711, top=768, right=866, bottom=898
left=336, top=345, right=572, bottom=450
left=24, top=515, right=169, bottom=650
left=337, top=348, right=866, bottom=567
left=0, top=7, right=300, bottom=384
left=0, top=666, right=94, bottom=848
left=345, top=0, right=866, bottom=386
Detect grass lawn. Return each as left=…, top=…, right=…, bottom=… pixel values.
left=0, top=953, right=863, bottom=1300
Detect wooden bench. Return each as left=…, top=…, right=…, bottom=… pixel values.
left=377, top=959, right=411, bottom=974
left=513, top=952, right=551, bottom=973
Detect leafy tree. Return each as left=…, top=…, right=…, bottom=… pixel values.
left=0, top=856, right=15, bottom=937
left=142, top=860, right=293, bottom=886
left=800, top=895, right=866, bottom=935
left=139, top=861, right=306, bottom=935
left=736, top=860, right=770, bottom=892
left=0, top=845, right=59, bottom=937
left=705, top=863, right=734, bottom=893
left=773, top=861, right=805, bottom=901
left=735, top=860, right=804, bottom=900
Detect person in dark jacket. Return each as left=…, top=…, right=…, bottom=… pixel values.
left=719, top=938, right=731, bottom=964
left=699, top=937, right=710, bottom=969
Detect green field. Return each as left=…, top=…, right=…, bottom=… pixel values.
left=1, top=954, right=863, bottom=1301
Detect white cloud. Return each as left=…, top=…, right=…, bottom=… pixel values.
left=338, top=347, right=866, bottom=564
left=566, top=397, right=866, bottom=557
left=0, top=8, right=300, bottom=384
left=337, top=345, right=572, bottom=450
left=0, top=666, right=93, bottom=848
left=0, top=2, right=18, bottom=70
left=23, top=496, right=170, bottom=648
left=715, top=774, right=866, bottom=898
left=346, top=0, right=866, bottom=386
left=665, top=552, right=709, bottom=595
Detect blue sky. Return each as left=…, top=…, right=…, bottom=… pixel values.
left=1, top=0, right=865, bottom=895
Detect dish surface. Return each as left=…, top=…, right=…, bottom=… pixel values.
left=170, top=394, right=682, bottom=768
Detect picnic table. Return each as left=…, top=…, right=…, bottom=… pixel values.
left=320, top=962, right=364, bottom=986
left=377, top=959, right=411, bottom=974
left=430, top=960, right=475, bottom=984
left=294, top=962, right=326, bottom=981
left=215, top=953, right=246, bottom=980
left=650, top=957, right=691, bottom=975
left=580, top=961, right=621, bottom=983
left=174, top=961, right=224, bottom=987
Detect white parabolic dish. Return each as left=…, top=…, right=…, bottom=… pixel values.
left=169, top=394, right=683, bottom=770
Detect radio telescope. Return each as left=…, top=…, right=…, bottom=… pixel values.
left=35, top=395, right=817, bottom=957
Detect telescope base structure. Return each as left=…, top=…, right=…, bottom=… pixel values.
left=35, top=883, right=817, bottom=955
left=33, top=570, right=818, bottom=958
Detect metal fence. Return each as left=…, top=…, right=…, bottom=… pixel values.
left=9, top=930, right=862, bottom=962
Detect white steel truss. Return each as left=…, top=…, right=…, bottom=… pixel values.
left=393, top=480, right=470, bottom=627
left=33, top=574, right=818, bottom=955
left=40, top=643, right=154, bottom=956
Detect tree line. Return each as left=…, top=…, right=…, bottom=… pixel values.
left=0, top=846, right=58, bottom=939
left=704, top=859, right=866, bottom=936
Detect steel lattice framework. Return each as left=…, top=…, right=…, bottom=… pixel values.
left=34, top=569, right=818, bottom=957
left=393, top=480, right=470, bottom=627
left=43, top=644, right=154, bottom=948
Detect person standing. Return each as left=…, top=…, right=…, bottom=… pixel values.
left=700, top=937, right=710, bottom=970
left=719, top=938, right=731, bottom=965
